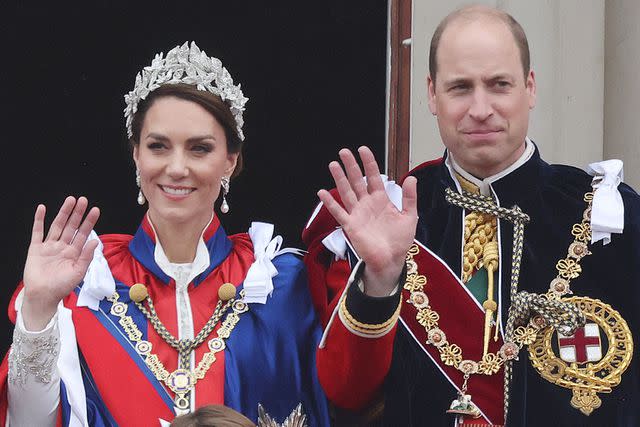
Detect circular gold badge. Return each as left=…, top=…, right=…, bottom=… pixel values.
left=528, top=296, right=633, bottom=415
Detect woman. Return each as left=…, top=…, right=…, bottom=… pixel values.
left=1, top=42, right=329, bottom=426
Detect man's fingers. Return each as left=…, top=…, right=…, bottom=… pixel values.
left=317, top=189, right=350, bottom=226
left=46, top=196, right=76, bottom=241
left=30, top=205, right=46, bottom=244
left=338, top=149, right=367, bottom=199
left=401, top=176, right=418, bottom=217
left=71, top=207, right=101, bottom=252
left=328, top=161, right=357, bottom=211
left=358, top=146, right=386, bottom=193
left=60, top=197, right=89, bottom=244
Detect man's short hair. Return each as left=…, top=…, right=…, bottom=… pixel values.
left=429, top=5, right=530, bottom=83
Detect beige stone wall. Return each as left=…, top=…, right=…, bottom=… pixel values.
left=604, top=0, right=640, bottom=188
left=407, top=0, right=639, bottom=189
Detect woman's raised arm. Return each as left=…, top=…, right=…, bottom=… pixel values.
left=21, top=196, right=100, bottom=330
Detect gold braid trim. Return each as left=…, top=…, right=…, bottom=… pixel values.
left=338, top=291, right=402, bottom=336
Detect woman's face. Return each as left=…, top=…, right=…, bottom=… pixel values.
left=133, top=96, right=238, bottom=228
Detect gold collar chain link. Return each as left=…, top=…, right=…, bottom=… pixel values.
left=106, top=286, right=249, bottom=413
left=408, top=188, right=595, bottom=423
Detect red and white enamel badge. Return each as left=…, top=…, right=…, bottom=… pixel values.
left=557, top=322, right=602, bottom=364
left=529, top=297, right=633, bottom=415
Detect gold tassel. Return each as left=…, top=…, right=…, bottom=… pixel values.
left=482, top=241, right=499, bottom=356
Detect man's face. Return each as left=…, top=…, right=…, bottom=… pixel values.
left=428, top=18, right=536, bottom=178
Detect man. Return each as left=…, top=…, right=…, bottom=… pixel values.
left=304, top=5, right=638, bottom=426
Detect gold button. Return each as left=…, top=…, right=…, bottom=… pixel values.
left=218, top=283, right=236, bottom=301
left=129, top=283, right=149, bottom=303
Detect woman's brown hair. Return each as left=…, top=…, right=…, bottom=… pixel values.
left=169, top=405, right=255, bottom=427
left=129, top=83, right=244, bottom=178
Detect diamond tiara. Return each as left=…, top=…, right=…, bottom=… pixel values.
left=124, top=41, right=248, bottom=140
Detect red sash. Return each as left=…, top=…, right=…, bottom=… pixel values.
left=400, top=239, right=505, bottom=425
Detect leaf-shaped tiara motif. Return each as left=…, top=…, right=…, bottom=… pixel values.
left=257, top=403, right=308, bottom=427
left=123, top=41, right=248, bottom=140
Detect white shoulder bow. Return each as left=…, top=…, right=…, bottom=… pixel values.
left=243, top=222, right=304, bottom=304
left=586, top=159, right=625, bottom=245
left=77, top=231, right=116, bottom=310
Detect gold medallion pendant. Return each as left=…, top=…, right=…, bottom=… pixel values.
left=528, top=296, right=633, bottom=415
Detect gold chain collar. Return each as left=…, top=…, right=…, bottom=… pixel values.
left=405, top=189, right=594, bottom=421
left=106, top=284, right=248, bottom=413
left=528, top=192, right=634, bottom=416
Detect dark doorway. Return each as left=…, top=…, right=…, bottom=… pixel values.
left=0, top=2, right=388, bottom=352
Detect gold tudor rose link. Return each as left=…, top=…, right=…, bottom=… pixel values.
left=406, top=188, right=633, bottom=418
left=106, top=285, right=249, bottom=411
left=406, top=190, right=604, bottom=420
